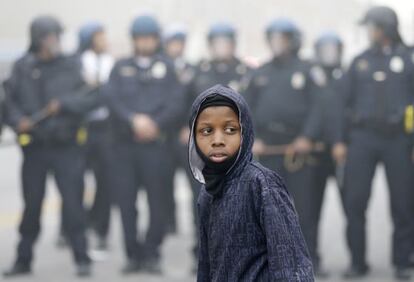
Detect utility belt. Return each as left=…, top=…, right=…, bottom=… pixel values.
left=350, top=118, right=404, bottom=136
left=256, top=141, right=326, bottom=172
left=257, top=122, right=300, bottom=145
left=348, top=106, right=414, bottom=136
left=18, top=127, right=88, bottom=148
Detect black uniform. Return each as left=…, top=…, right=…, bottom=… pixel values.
left=336, top=44, right=414, bottom=269
left=308, top=64, right=346, bottom=267
left=104, top=55, right=183, bottom=262
left=244, top=55, right=321, bottom=265
left=4, top=53, right=95, bottom=267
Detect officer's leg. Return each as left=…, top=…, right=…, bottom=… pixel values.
left=382, top=135, right=413, bottom=268
left=308, top=152, right=332, bottom=268
left=52, top=146, right=90, bottom=265
left=163, top=139, right=178, bottom=234
left=110, top=144, right=142, bottom=261
left=16, top=147, right=48, bottom=266
left=285, top=160, right=316, bottom=264
left=88, top=139, right=111, bottom=241
left=138, top=142, right=170, bottom=260
left=343, top=131, right=377, bottom=269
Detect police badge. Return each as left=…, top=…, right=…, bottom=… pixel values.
left=151, top=61, right=167, bottom=79
left=291, top=72, right=306, bottom=90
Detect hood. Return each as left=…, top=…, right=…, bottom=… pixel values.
left=188, top=84, right=254, bottom=184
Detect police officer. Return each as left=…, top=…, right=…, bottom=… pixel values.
left=332, top=6, right=414, bottom=279
left=162, top=24, right=196, bottom=235
left=190, top=22, right=250, bottom=97
left=306, top=31, right=346, bottom=277
left=77, top=21, right=114, bottom=251
left=244, top=18, right=322, bottom=273
left=104, top=14, right=183, bottom=274
left=3, top=15, right=94, bottom=277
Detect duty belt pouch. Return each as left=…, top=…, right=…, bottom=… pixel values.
left=404, top=105, right=414, bottom=134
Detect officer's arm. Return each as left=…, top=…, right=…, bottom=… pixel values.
left=3, top=64, right=25, bottom=129
left=103, top=65, right=135, bottom=124
left=300, top=72, right=323, bottom=140
left=58, top=83, right=99, bottom=116
left=152, top=66, right=185, bottom=132
left=242, top=70, right=262, bottom=132
left=57, top=60, right=100, bottom=116
left=328, top=74, right=348, bottom=144
left=332, top=61, right=356, bottom=144
left=242, top=70, right=259, bottom=111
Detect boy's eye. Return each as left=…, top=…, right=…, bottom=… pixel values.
left=200, top=128, right=212, bottom=135
left=225, top=127, right=239, bottom=134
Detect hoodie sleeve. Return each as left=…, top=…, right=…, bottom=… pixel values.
left=196, top=188, right=211, bottom=282
left=260, top=174, right=314, bottom=281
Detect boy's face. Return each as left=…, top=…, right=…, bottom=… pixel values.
left=195, top=106, right=241, bottom=163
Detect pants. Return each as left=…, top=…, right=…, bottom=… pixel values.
left=110, top=140, right=172, bottom=260
left=85, top=124, right=112, bottom=238
left=308, top=150, right=338, bottom=267
left=17, top=145, right=89, bottom=265
left=259, top=154, right=315, bottom=263
left=343, top=129, right=413, bottom=268
left=59, top=124, right=112, bottom=239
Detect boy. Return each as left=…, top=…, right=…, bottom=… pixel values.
left=188, top=84, right=314, bottom=281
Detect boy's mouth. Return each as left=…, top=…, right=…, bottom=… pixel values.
left=208, top=151, right=229, bottom=163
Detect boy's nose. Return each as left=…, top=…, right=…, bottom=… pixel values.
left=211, top=132, right=225, bottom=147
